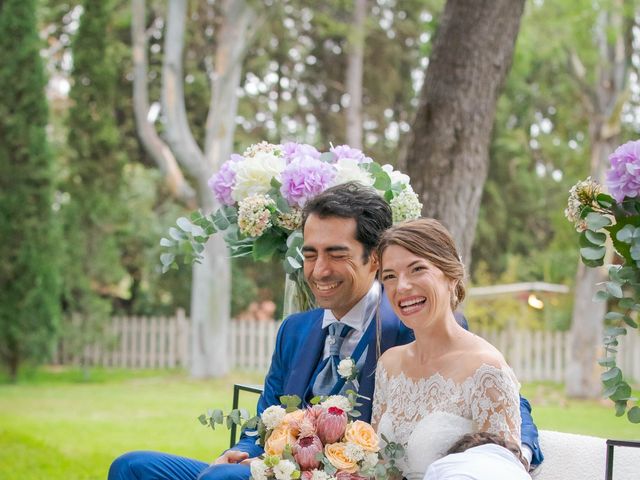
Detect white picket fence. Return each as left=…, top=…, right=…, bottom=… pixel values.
left=52, top=313, right=640, bottom=383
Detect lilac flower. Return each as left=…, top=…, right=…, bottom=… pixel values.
left=281, top=142, right=321, bottom=164
left=207, top=154, right=242, bottom=206
left=330, top=145, right=372, bottom=164
left=605, top=140, right=640, bottom=202
left=280, top=156, right=336, bottom=208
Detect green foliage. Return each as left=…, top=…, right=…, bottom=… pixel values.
left=60, top=0, right=127, bottom=367
left=569, top=187, right=640, bottom=422
left=0, top=0, right=61, bottom=379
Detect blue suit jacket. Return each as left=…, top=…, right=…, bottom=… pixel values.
left=232, top=295, right=543, bottom=466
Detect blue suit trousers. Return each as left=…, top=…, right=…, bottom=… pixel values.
left=108, top=451, right=250, bottom=480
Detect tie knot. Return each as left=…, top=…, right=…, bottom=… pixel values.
left=327, top=322, right=351, bottom=356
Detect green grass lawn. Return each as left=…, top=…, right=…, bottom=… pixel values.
left=0, top=368, right=637, bottom=480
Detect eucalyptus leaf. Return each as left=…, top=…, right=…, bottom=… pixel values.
left=622, top=316, right=638, bottom=328
left=176, top=217, right=193, bottom=232
left=160, top=237, right=174, bottom=247
left=601, top=367, right=622, bottom=382
left=604, top=311, right=625, bottom=321
left=593, top=290, right=610, bottom=302
left=605, top=326, right=627, bottom=337
left=627, top=406, right=640, bottom=423
left=605, top=282, right=623, bottom=298
left=616, top=224, right=636, bottom=243
left=160, top=253, right=175, bottom=266
left=586, top=230, right=607, bottom=245
left=198, top=414, right=207, bottom=425
left=169, top=227, right=186, bottom=241
left=610, top=383, right=632, bottom=401
left=598, top=357, right=616, bottom=367
left=585, top=212, right=612, bottom=230
left=580, top=246, right=606, bottom=260
left=615, top=400, right=628, bottom=417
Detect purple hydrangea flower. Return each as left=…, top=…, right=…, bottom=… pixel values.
left=330, top=145, right=372, bottom=164
left=207, top=154, right=242, bottom=206
left=606, top=140, right=640, bottom=202
left=280, top=156, right=336, bottom=208
left=281, top=142, right=321, bottom=164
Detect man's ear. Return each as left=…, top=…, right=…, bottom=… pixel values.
left=369, top=250, right=379, bottom=270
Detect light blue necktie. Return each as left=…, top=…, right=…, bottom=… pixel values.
left=312, top=322, right=352, bottom=397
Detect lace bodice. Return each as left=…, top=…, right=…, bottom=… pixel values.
left=372, top=363, right=522, bottom=480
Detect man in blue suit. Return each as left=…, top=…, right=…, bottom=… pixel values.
left=109, top=182, right=542, bottom=480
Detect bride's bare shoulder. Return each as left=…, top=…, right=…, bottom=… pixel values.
left=461, top=333, right=510, bottom=371
left=378, top=344, right=410, bottom=376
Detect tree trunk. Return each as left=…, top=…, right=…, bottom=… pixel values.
left=132, top=0, right=254, bottom=377
left=402, top=0, right=525, bottom=267
left=345, top=0, right=366, bottom=148
left=566, top=2, right=628, bottom=398
left=131, top=0, right=196, bottom=207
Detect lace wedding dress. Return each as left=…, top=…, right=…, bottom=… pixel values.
left=372, top=363, right=522, bottom=480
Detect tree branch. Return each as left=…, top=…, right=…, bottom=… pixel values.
left=131, top=0, right=196, bottom=207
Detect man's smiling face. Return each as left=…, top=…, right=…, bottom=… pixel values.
left=302, top=214, right=378, bottom=319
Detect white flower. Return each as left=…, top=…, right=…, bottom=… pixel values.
left=332, top=158, right=375, bottom=187
left=250, top=459, right=270, bottom=480
left=337, top=357, right=356, bottom=379
left=390, top=187, right=422, bottom=223
left=244, top=141, right=282, bottom=159
left=273, top=459, right=297, bottom=480
left=344, top=442, right=365, bottom=462
left=310, top=470, right=331, bottom=480
left=361, top=452, right=379, bottom=471
left=237, top=194, right=276, bottom=237
left=320, top=395, right=352, bottom=412
left=261, top=405, right=287, bottom=430
left=381, top=164, right=410, bottom=187
left=276, top=208, right=303, bottom=231
left=233, top=151, right=286, bottom=201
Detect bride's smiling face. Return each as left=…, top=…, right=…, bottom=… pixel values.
left=380, top=244, right=454, bottom=328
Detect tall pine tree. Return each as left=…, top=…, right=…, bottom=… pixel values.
left=61, top=0, right=125, bottom=365
left=0, top=0, right=61, bottom=380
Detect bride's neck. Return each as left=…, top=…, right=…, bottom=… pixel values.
left=411, top=311, right=463, bottom=363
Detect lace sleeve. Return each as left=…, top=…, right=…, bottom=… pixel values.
left=371, top=361, right=387, bottom=430
left=468, top=365, right=521, bottom=446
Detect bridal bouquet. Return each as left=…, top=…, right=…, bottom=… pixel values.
left=565, top=139, right=640, bottom=423
left=160, top=141, right=422, bottom=311
left=201, top=394, right=401, bottom=480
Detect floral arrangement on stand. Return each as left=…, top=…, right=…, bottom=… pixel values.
left=565, top=139, right=640, bottom=423
left=200, top=393, right=404, bottom=480
left=160, top=142, right=422, bottom=313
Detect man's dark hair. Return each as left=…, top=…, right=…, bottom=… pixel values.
left=302, top=181, right=392, bottom=263
left=446, top=431, right=526, bottom=468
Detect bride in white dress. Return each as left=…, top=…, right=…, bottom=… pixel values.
left=371, top=219, right=529, bottom=480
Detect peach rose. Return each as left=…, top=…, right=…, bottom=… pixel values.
left=324, top=443, right=358, bottom=473
left=283, top=409, right=307, bottom=435
left=264, top=423, right=297, bottom=456
left=344, top=421, right=380, bottom=453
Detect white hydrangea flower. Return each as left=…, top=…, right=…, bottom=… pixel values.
left=337, top=357, right=356, bottom=379
left=344, top=442, right=365, bottom=462
left=320, top=395, right=352, bottom=412
left=244, top=141, right=282, bottom=159
left=276, top=208, right=303, bottom=231
left=310, top=470, right=331, bottom=480
left=273, top=459, right=297, bottom=480
left=250, top=459, right=270, bottom=480
left=332, top=158, right=375, bottom=187
left=361, top=451, right=379, bottom=471
left=381, top=164, right=410, bottom=187
left=390, top=187, right=422, bottom=223
left=261, top=405, right=287, bottom=430
left=233, top=151, right=286, bottom=201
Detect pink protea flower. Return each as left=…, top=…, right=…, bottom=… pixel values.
left=293, top=435, right=323, bottom=471
left=316, top=406, right=348, bottom=444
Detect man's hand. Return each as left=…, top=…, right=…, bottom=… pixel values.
left=212, top=450, right=252, bottom=466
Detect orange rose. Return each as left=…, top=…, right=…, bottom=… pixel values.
left=344, top=421, right=380, bottom=452
left=264, top=424, right=297, bottom=456
left=324, top=443, right=358, bottom=473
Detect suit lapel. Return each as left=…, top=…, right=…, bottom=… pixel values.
left=284, top=310, right=325, bottom=398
